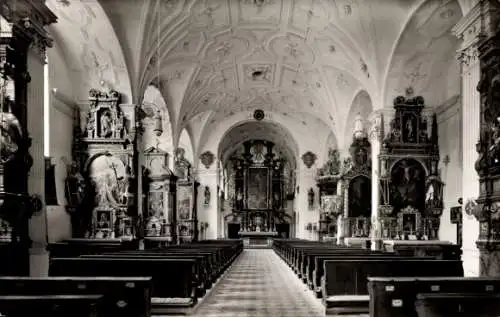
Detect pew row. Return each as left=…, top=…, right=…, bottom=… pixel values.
left=321, top=259, right=463, bottom=315
left=368, top=276, right=500, bottom=317
left=0, top=276, right=152, bottom=317
left=49, top=239, right=243, bottom=315
left=0, top=295, right=104, bottom=317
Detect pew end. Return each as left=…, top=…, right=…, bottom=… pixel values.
left=415, top=292, right=500, bottom=317
left=323, top=294, right=370, bottom=315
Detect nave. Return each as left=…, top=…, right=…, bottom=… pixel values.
left=184, top=249, right=328, bottom=317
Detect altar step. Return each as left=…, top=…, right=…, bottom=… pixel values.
left=244, top=244, right=273, bottom=249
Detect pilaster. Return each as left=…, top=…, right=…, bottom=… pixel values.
left=196, top=166, right=218, bottom=239
left=452, top=0, right=498, bottom=277
left=2, top=0, right=57, bottom=277
left=297, top=163, right=318, bottom=240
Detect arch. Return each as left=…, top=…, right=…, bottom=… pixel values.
left=46, top=0, right=132, bottom=102
left=199, top=111, right=327, bottom=163
left=381, top=0, right=462, bottom=109
left=344, top=90, right=373, bottom=145
left=217, top=121, right=299, bottom=168
left=141, top=85, right=174, bottom=153
left=178, top=128, right=194, bottom=164
left=321, top=131, right=338, bottom=164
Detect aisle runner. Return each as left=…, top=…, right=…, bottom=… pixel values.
left=192, top=249, right=325, bottom=317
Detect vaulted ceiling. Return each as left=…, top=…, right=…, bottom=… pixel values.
left=45, top=0, right=468, bottom=163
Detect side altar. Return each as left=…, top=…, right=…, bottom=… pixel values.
left=375, top=94, right=460, bottom=259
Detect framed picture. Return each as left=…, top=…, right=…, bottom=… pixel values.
left=397, top=206, right=421, bottom=236
left=450, top=206, right=462, bottom=224
left=93, top=209, right=114, bottom=239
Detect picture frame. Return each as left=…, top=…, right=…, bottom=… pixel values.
left=93, top=208, right=114, bottom=239
left=397, top=206, right=421, bottom=236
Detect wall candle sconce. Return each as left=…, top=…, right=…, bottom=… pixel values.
left=308, top=188, right=315, bottom=210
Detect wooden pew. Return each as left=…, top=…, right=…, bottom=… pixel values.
left=85, top=253, right=210, bottom=297
left=0, top=276, right=152, bottom=317
left=368, top=276, right=500, bottom=317
left=321, top=259, right=463, bottom=315
left=311, top=255, right=433, bottom=298
left=415, top=293, right=500, bottom=317
left=50, top=257, right=198, bottom=315
left=48, top=238, right=139, bottom=257
left=0, top=294, right=104, bottom=317
left=301, top=249, right=392, bottom=283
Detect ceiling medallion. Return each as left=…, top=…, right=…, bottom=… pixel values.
left=253, top=109, right=265, bottom=121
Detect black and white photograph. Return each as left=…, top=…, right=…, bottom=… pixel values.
left=0, top=0, right=497, bottom=316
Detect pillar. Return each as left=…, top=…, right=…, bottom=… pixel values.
left=27, top=42, right=49, bottom=276
left=197, top=165, right=218, bottom=239
left=368, top=110, right=384, bottom=250
left=296, top=155, right=318, bottom=240
left=452, top=0, right=497, bottom=277
left=2, top=0, right=57, bottom=276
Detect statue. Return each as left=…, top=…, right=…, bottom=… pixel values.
left=174, top=148, right=190, bottom=179
left=319, top=149, right=341, bottom=176
left=65, top=161, right=86, bottom=206
left=204, top=186, right=210, bottom=205
left=0, top=109, right=23, bottom=163
left=86, top=113, right=94, bottom=138
left=100, top=110, right=112, bottom=138
left=308, top=188, right=315, bottom=209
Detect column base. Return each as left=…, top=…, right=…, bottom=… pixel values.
left=477, top=240, right=500, bottom=276
left=29, top=244, right=49, bottom=277
left=462, top=246, right=480, bottom=277
left=370, top=238, right=384, bottom=251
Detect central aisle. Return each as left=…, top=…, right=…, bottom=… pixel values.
left=192, top=249, right=325, bottom=317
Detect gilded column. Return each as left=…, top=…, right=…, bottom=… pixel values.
left=452, top=0, right=493, bottom=277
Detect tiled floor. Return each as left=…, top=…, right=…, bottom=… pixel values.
left=189, top=249, right=326, bottom=317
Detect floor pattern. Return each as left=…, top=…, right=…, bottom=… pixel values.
left=189, top=249, right=326, bottom=317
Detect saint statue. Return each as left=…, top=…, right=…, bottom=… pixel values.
left=65, top=161, right=86, bottom=206
left=100, top=110, right=112, bottom=138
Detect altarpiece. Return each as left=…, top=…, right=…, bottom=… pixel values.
left=66, top=89, right=138, bottom=240
left=378, top=95, right=444, bottom=240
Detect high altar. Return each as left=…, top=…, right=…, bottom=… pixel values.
left=226, top=140, right=289, bottom=247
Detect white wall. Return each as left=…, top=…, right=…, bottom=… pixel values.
left=437, top=97, right=462, bottom=243
left=46, top=46, right=75, bottom=243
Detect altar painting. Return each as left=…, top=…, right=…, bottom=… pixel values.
left=177, top=185, right=192, bottom=220
left=247, top=168, right=269, bottom=209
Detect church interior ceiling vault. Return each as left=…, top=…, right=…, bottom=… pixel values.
left=46, top=0, right=467, bottom=164
left=218, top=121, right=299, bottom=168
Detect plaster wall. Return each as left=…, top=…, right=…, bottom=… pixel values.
left=46, top=46, right=75, bottom=243
left=437, top=97, right=462, bottom=243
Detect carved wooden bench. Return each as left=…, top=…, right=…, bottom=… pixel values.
left=368, top=276, right=500, bottom=317
left=0, top=294, right=104, bottom=317
left=321, top=259, right=463, bottom=315
left=0, top=276, right=152, bottom=317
